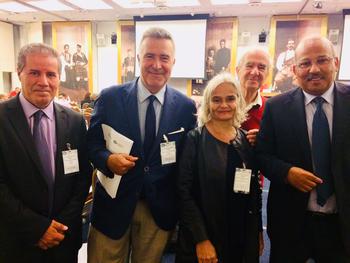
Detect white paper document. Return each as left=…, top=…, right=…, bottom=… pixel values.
left=97, top=124, right=133, bottom=198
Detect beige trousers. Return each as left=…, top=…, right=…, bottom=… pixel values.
left=87, top=200, right=171, bottom=263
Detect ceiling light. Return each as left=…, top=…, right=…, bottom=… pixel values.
left=66, top=0, right=113, bottom=10
left=0, top=2, right=36, bottom=12
left=27, top=0, right=74, bottom=11
left=210, top=0, right=248, bottom=4
left=263, top=0, right=301, bottom=2
left=166, top=0, right=199, bottom=7
left=211, top=0, right=301, bottom=3
left=114, top=0, right=199, bottom=8
left=112, top=0, right=154, bottom=8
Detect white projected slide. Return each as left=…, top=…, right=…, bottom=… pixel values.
left=135, top=19, right=207, bottom=79
left=339, top=14, right=350, bottom=80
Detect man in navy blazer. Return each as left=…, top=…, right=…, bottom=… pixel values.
left=257, top=36, right=350, bottom=262
left=87, top=27, right=197, bottom=263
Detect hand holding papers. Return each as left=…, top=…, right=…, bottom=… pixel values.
left=97, top=124, right=136, bottom=198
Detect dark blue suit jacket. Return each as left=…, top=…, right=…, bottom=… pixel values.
left=87, top=79, right=197, bottom=239
left=256, top=82, right=350, bottom=257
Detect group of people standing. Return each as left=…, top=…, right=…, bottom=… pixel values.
left=60, top=43, right=89, bottom=90
left=206, top=39, right=231, bottom=80
left=0, top=26, right=349, bottom=263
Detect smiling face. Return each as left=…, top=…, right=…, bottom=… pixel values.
left=138, top=37, right=175, bottom=94
left=237, top=50, right=269, bottom=94
left=19, top=53, right=60, bottom=108
left=293, top=37, right=339, bottom=96
left=209, top=82, right=237, bottom=122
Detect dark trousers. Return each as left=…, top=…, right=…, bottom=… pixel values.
left=305, top=212, right=349, bottom=263
left=270, top=212, right=350, bottom=263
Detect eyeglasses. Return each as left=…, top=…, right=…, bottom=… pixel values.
left=296, top=56, right=334, bottom=69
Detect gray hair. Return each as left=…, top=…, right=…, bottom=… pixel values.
left=198, top=72, right=246, bottom=128
left=237, top=47, right=272, bottom=71
left=17, top=43, right=61, bottom=75
left=139, top=27, right=175, bottom=53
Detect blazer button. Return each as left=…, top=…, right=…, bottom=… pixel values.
left=248, top=210, right=253, bottom=214
left=144, top=166, right=149, bottom=172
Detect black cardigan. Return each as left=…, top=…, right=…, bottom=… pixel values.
left=176, top=126, right=262, bottom=263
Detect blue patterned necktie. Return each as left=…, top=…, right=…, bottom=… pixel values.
left=312, top=97, right=333, bottom=206
left=33, top=110, right=54, bottom=213
left=143, top=95, right=156, bottom=161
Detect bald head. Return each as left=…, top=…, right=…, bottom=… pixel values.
left=295, top=35, right=336, bottom=61
left=293, top=35, right=339, bottom=96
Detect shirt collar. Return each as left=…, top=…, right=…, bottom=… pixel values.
left=245, top=90, right=262, bottom=111
left=303, top=82, right=334, bottom=106
left=19, top=92, right=55, bottom=120
left=137, top=78, right=166, bottom=105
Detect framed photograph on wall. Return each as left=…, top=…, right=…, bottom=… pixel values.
left=117, top=21, right=136, bottom=84
left=52, top=22, right=92, bottom=102
left=268, top=15, right=328, bottom=93
left=190, top=17, right=238, bottom=107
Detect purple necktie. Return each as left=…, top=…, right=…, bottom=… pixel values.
left=33, top=110, right=54, bottom=214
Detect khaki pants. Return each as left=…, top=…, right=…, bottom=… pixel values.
left=88, top=200, right=171, bottom=263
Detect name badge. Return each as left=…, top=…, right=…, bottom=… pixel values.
left=233, top=168, right=252, bottom=194
left=160, top=141, right=176, bottom=165
left=62, top=149, right=79, bottom=174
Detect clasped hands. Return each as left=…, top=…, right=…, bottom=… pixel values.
left=37, top=220, right=68, bottom=250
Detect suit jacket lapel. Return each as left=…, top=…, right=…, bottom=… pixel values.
left=124, top=80, right=142, bottom=151
left=288, top=88, right=313, bottom=170
left=6, top=97, right=48, bottom=185
left=54, top=103, right=69, bottom=186
left=148, top=86, right=177, bottom=158
left=332, top=82, right=350, bottom=162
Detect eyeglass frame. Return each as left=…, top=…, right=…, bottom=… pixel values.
left=296, top=56, right=335, bottom=70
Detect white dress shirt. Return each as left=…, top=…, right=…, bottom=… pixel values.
left=303, top=83, right=337, bottom=213
left=137, top=79, right=166, bottom=143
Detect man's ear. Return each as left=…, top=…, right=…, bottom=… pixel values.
left=235, top=66, right=240, bottom=75
left=334, top=57, right=339, bottom=71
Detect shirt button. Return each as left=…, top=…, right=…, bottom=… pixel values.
left=144, top=166, right=149, bottom=172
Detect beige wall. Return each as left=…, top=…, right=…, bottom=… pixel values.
left=0, top=21, right=15, bottom=93
left=19, top=22, right=43, bottom=46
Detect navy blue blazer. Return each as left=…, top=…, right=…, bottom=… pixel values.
left=87, top=79, right=197, bottom=239
left=256, top=82, right=350, bottom=256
